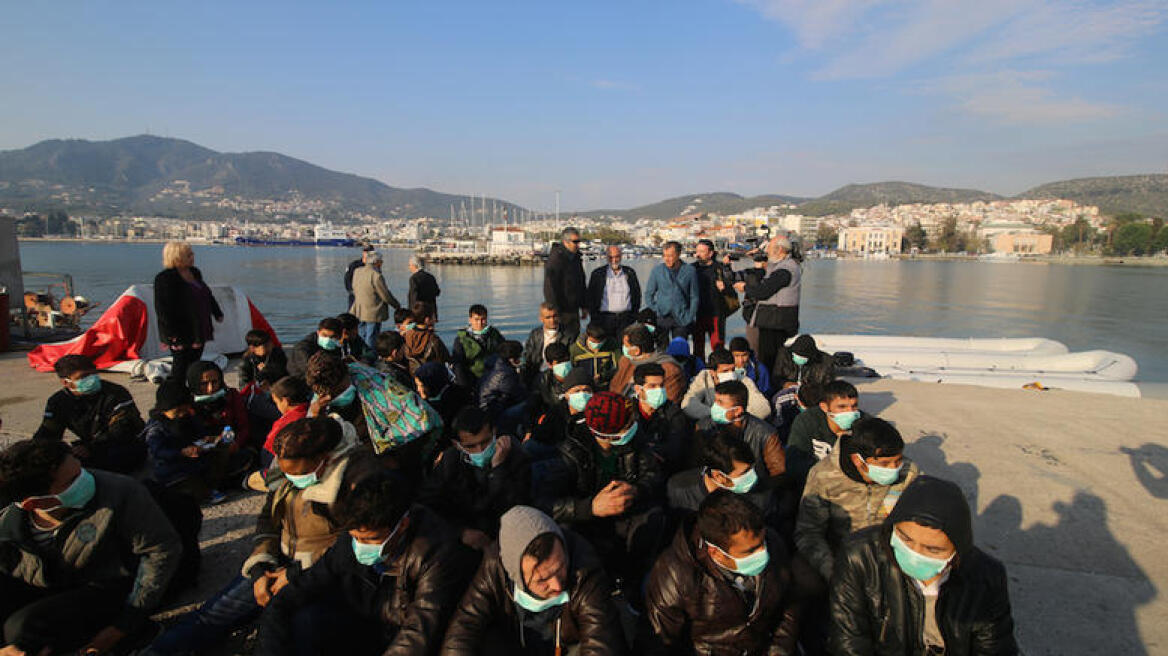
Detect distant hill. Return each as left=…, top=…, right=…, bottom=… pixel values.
left=1018, top=175, right=1167, bottom=218
left=796, top=181, right=1002, bottom=216
left=0, top=135, right=524, bottom=220
left=582, top=192, right=807, bottom=220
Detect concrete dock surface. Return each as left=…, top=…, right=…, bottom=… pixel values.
left=1, top=350, right=1165, bottom=655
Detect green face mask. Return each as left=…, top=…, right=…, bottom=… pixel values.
left=552, top=361, right=572, bottom=379
left=890, top=531, right=953, bottom=581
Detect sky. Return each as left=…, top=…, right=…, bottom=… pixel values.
left=2, top=0, right=1166, bottom=211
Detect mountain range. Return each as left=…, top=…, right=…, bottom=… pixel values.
left=0, top=135, right=1163, bottom=220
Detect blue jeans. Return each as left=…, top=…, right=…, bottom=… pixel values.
left=358, top=321, right=382, bottom=351
left=143, top=575, right=261, bottom=655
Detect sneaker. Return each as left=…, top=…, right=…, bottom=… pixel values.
left=205, top=489, right=228, bottom=506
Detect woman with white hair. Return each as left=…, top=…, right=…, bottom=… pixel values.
left=734, top=234, right=803, bottom=371
left=154, top=240, right=223, bottom=383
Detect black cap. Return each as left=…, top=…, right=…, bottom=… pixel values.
left=561, top=366, right=593, bottom=391
left=155, top=380, right=193, bottom=412
left=791, top=334, right=818, bottom=358
left=886, top=475, right=973, bottom=560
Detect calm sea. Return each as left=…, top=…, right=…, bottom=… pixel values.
left=18, top=242, right=1168, bottom=383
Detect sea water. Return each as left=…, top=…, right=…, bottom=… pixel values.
left=18, top=242, right=1168, bottom=383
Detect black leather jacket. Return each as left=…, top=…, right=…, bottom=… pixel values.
left=537, top=432, right=664, bottom=524
left=440, top=531, right=627, bottom=655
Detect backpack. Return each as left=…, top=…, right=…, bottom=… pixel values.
left=348, top=362, right=442, bottom=455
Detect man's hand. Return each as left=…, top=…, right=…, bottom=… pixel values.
left=82, top=625, right=126, bottom=655
left=590, top=481, right=635, bottom=517
left=269, top=568, right=290, bottom=598
left=253, top=569, right=285, bottom=606
left=461, top=528, right=492, bottom=551
left=181, top=446, right=201, bottom=458
left=308, top=393, right=332, bottom=418
left=492, top=435, right=514, bottom=468
left=733, top=281, right=746, bottom=293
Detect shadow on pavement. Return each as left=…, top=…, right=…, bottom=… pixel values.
left=1120, top=443, right=1168, bottom=500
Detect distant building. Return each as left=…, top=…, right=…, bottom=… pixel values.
left=838, top=225, right=906, bottom=254
left=488, top=226, right=532, bottom=255
left=990, top=231, right=1053, bottom=255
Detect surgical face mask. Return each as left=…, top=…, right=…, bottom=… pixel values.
left=830, top=410, right=860, bottom=431
left=461, top=437, right=497, bottom=469
left=193, top=388, right=226, bottom=404
left=402, top=322, right=416, bottom=332
left=712, top=467, right=758, bottom=494
left=552, top=361, right=572, bottom=379
left=864, top=460, right=903, bottom=486
left=710, top=404, right=736, bottom=425
left=470, top=324, right=489, bottom=336
left=567, top=390, right=592, bottom=413
left=72, top=374, right=102, bottom=396
left=708, top=540, right=769, bottom=577
left=595, top=421, right=638, bottom=447
left=285, top=459, right=327, bottom=489
left=716, top=371, right=736, bottom=383
left=890, top=531, right=953, bottom=581
left=622, top=345, right=634, bottom=358
left=733, top=367, right=746, bottom=379
left=641, top=387, right=667, bottom=410
left=318, top=335, right=341, bottom=350
left=352, top=514, right=407, bottom=566
left=587, top=339, right=602, bottom=351
left=330, top=385, right=358, bottom=408
left=792, top=354, right=809, bottom=366
left=22, top=468, right=97, bottom=512
left=513, top=583, right=569, bottom=613
left=645, top=325, right=656, bottom=334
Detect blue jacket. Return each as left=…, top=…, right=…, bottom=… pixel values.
left=477, top=356, right=527, bottom=422
left=644, top=262, right=700, bottom=327
left=142, top=416, right=208, bottom=486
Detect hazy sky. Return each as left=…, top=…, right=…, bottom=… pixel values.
left=3, top=0, right=1166, bottom=210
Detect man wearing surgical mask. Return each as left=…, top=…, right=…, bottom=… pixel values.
left=287, top=317, right=345, bottom=379
left=631, top=362, right=691, bottom=475
left=829, top=476, right=1018, bottom=655
left=646, top=490, right=800, bottom=655
left=419, top=407, right=530, bottom=552
left=667, top=425, right=777, bottom=524
left=0, top=439, right=182, bottom=656
left=34, top=354, right=146, bottom=474
left=697, top=381, right=787, bottom=488
left=537, top=392, right=665, bottom=604
left=256, top=470, right=474, bottom=656
left=305, top=351, right=367, bottom=441
left=681, top=348, right=772, bottom=422
left=787, top=379, right=864, bottom=489
left=441, top=506, right=627, bottom=655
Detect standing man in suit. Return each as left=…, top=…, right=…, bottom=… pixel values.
left=587, top=245, right=641, bottom=340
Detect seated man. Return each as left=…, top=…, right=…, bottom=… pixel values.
left=288, top=317, right=345, bottom=379
left=526, top=367, right=593, bottom=463
left=418, top=407, right=531, bottom=552
left=570, top=323, right=621, bottom=388
left=392, top=307, right=413, bottom=334
left=771, top=382, right=822, bottom=444
left=33, top=354, right=146, bottom=474
left=773, top=334, right=835, bottom=390
left=262, top=376, right=311, bottom=459
left=374, top=330, right=414, bottom=389
left=477, top=341, right=528, bottom=435
left=645, top=490, right=800, bottom=655
left=608, top=324, right=685, bottom=403
left=529, top=342, right=574, bottom=420
left=696, top=380, right=787, bottom=487
left=402, top=304, right=451, bottom=372
left=143, top=381, right=233, bottom=504
left=631, top=362, right=691, bottom=475
left=538, top=392, right=665, bottom=596
left=796, top=417, right=920, bottom=583
left=453, top=304, right=506, bottom=387
left=187, top=360, right=252, bottom=454
left=440, top=506, right=627, bottom=656
left=522, top=303, right=578, bottom=386
left=729, top=336, right=771, bottom=397
left=337, top=312, right=374, bottom=364
left=667, top=424, right=775, bottom=520
left=240, top=329, right=288, bottom=387
left=681, top=348, right=771, bottom=422
left=414, top=361, right=474, bottom=447
left=0, top=439, right=182, bottom=655
left=829, top=476, right=1018, bottom=655
left=256, top=470, right=474, bottom=656
left=786, top=379, right=862, bottom=487
left=145, top=417, right=363, bottom=656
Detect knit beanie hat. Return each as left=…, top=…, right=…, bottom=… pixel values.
left=498, top=506, right=564, bottom=587
left=155, top=380, right=193, bottom=412
left=791, top=334, right=818, bottom=358
left=666, top=337, right=691, bottom=359
left=584, top=391, right=635, bottom=436
left=561, top=366, right=593, bottom=391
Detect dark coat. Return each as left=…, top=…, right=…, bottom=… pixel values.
left=33, top=381, right=144, bottom=449
left=287, top=332, right=323, bottom=380
left=477, top=357, right=527, bottom=422
left=586, top=264, right=641, bottom=316
left=522, top=325, right=578, bottom=385
left=409, top=269, right=442, bottom=309
left=440, top=531, right=627, bottom=656
left=538, top=431, right=664, bottom=524
left=743, top=266, right=798, bottom=334
left=153, top=266, right=223, bottom=346
left=417, top=442, right=531, bottom=537
left=645, top=521, right=800, bottom=656
left=142, top=416, right=209, bottom=487
left=772, top=348, right=835, bottom=389
left=543, top=243, right=587, bottom=314
left=828, top=515, right=1017, bottom=654
left=692, top=259, right=734, bottom=319
left=635, top=400, right=692, bottom=475
left=257, top=505, right=474, bottom=656
left=239, top=346, right=288, bottom=386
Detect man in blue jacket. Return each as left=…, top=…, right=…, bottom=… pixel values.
left=643, top=241, right=700, bottom=349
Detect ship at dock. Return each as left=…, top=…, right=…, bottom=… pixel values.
left=235, top=222, right=356, bottom=248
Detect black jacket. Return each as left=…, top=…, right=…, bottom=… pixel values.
left=440, top=531, right=627, bottom=656
left=417, top=443, right=531, bottom=537
left=522, top=325, right=578, bottom=386
left=543, top=243, right=587, bottom=314
left=33, top=382, right=144, bottom=450
left=645, top=520, right=800, bottom=656
left=153, top=266, right=223, bottom=346
left=239, top=346, right=289, bottom=386
left=409, top=270, right=442, bottom=310
left=828, top=477, right=1018, bottom=656
left=586, top=264, right=641, bottom=316
left=257, top=505, right=474, bottom=656
left=772, top=347, right=834, bottom=389
left=744, top=267, right=798, bottom=334
left=477, top=357, right=526, bottom=422
left=538, top=431, right=664, bottom=524
left=287, top=332, right=323, bottom=379
left=692, top=259, right=733, bottom=319
left=635, top=401, right=691, bottom=476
